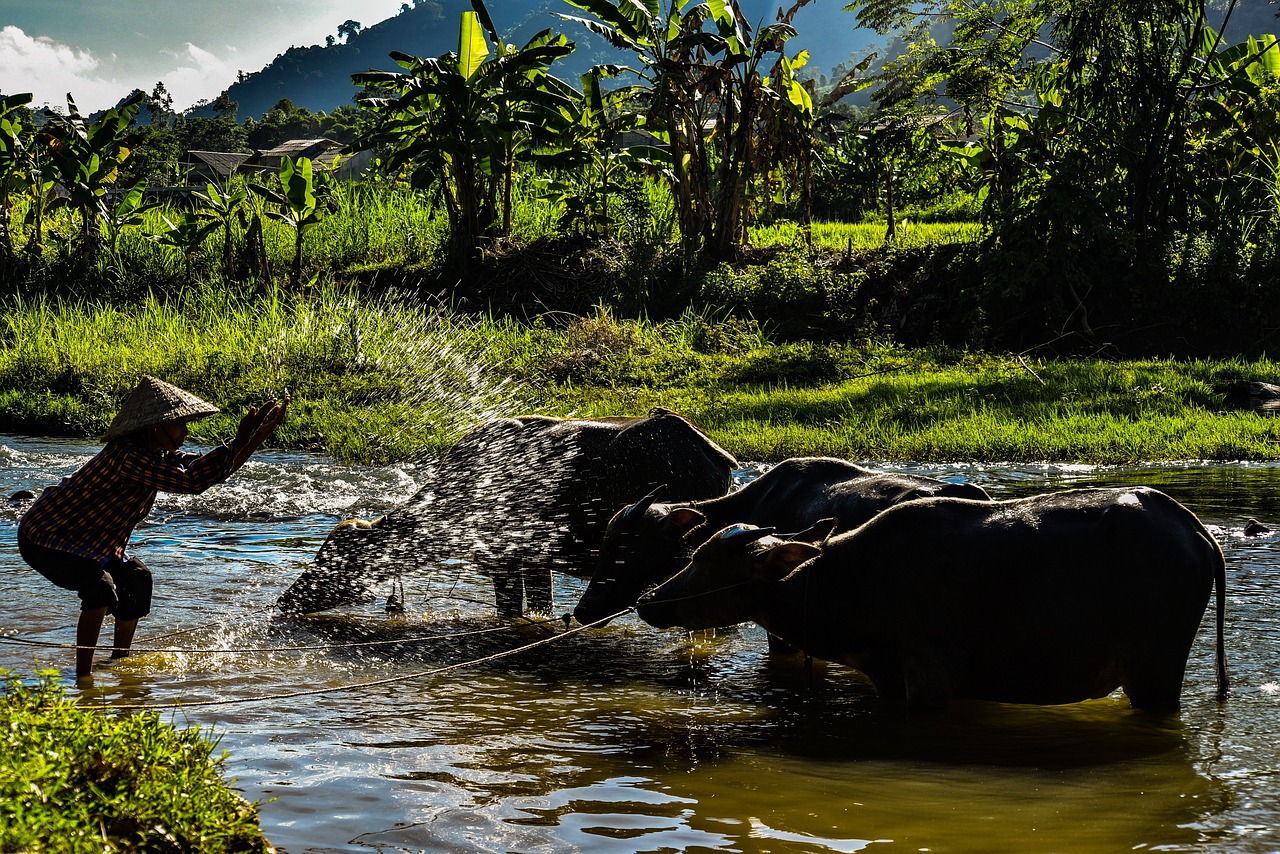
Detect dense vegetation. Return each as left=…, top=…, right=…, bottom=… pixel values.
left=3, top=2, right=1280, bottom=838
left=0, top=0, right=1275, bottom=464
left=0, top=672, right=270, bottom=852
left=2, top=0, right=1278, bottom=355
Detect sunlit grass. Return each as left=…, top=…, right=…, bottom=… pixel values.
left=0, top=285, right=529, bottom=462
left=0, top=670, right=269, bottom=851
left=4, top=290, right=1278, bottom=464
left=751, top=220, right=985, bottom=251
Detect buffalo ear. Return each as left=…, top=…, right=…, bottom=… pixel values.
left=761, top=541, right=820, bottom=580
left=329, top=517, right=375, bottom=539
left=665, top=507, right=707, bottom=539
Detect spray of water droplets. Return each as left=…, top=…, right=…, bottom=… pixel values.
left=277, top=413, right=737, bottom=621
left=253, top=291, right=535, bottom=455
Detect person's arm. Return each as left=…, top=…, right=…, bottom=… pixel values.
left=115, top=398, right=289, bottom=494
left=115, top=442, right=237, bottom=494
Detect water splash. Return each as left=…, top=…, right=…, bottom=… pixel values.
left=254, top=291, right=534, bottom=455
left=277, top=412, right=738, bottom=618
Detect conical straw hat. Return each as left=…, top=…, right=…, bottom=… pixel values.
left=102, top=376, right=220, bottom=441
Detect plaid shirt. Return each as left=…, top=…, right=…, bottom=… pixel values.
left=18, top=437, right=237, bottom=564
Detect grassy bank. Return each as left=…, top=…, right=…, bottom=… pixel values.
left=4, top=287, right=1279, bottom=465
left=0, top=672, right=270, bottom=852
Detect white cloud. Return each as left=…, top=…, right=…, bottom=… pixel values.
left=157, top=42, right=242, bottom=110
left=0, top=0, right=410, bottom=114
left=0, top=25, right=124, bottom=111
left=0, top=26, right=246, bottom=113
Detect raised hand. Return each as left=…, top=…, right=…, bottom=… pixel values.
left=230, top=396, right=290, bottom=471
left=234, top=401, right=275, bottom=447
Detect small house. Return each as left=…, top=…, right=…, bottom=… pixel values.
left=180, top=150, right=252, bottom=182
left=245, top=138, right=371, bottom=179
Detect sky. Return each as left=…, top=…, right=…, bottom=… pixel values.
left=0, top=0, right=406, bottom=113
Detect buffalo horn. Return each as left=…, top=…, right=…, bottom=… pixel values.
left=622, top=484, right=665, bottom=521
left=717, top=524, right=777, bottom=543
left=779, top=517, right=838, bottom=543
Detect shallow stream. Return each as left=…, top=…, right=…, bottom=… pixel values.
left=3, top=434, right=1279, bottom=853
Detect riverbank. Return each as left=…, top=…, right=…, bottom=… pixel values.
left=0, top=671, right=271, bottom=851
left=5, top=286, right=1279, bottom=465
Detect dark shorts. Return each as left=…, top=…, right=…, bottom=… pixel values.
left=16, top=531, right=152, bottom=620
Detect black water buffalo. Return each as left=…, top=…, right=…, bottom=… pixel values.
left=573, top=457, right=991, bottom=626
left=277, top=409, right=736, bottom=617
left=637, top=487, right=1228, bottom=711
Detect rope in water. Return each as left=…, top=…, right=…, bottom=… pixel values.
left=0, top=613, right=566, bottom=655
left=85, top=608, right=635, bottom=711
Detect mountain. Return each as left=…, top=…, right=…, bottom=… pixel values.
left=219, top=1, right=880, bottom=119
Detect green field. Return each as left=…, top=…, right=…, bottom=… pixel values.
left=4, top=286, right=1276, bottom=465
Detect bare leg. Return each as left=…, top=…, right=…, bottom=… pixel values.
left=110, top=618, right=139, bottom=660
left=766, top=632, right=800, bottom=655
left=76, top=607, right=108, bottom=678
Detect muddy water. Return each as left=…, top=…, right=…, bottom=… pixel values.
left=2, top=436, right=1278, bottom=853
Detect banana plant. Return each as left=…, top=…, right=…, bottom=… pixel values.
left=560, top=0, right=821, bottom=260
left=20, top=145, right=64, bottom=264
left=40, top=92, right=144, bottom=266
left=534, top=68, right=659, bottom=236
left=192, top=177, right=250, bottom=282
left=0, top=93, right=34, bottom=278
left=249, top=156, right=331, bottom=288
left=1187, top=34, right=1280, bottom=232
left=352, top=0, right=576, bottom=265
left=149, top=211, right=220, bottom=283
left=100, top=180, right=160, bottom=263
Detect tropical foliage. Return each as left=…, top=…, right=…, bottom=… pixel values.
left=0, top=0, right=1278, bottom=349
left=847, top=0, right=1280, bottom=341
left=350, top=1, right=577, bottom=263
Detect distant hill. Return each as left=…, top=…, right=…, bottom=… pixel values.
left=215, top=0, right=1277, bottom=120
left=218, top=1, right=880, bottom=119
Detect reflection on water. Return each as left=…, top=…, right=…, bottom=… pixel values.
left=3, top=436, right=1280, bottom=852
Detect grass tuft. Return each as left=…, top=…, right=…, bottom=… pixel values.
left=0, top=671, right=270, bottom=852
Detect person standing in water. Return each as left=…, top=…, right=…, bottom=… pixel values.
left=16, top=376, right=289, bottom=679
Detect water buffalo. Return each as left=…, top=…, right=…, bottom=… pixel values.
left=637, top=487, right=1228, bottom=711
left=277, top=409, right=736, bottom=617
left=574, top=457, right=991, bottom=626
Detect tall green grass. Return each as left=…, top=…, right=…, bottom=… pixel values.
left=499, top=335, right=1280, bottom=464
left=750, top=220, right=984, bottom=251
left=0, top=285, right=531, bottom=462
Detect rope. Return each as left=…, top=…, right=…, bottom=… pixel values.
left=84, top=608, right=635, bottom=711
left=0, top=614, right=566, bottom=655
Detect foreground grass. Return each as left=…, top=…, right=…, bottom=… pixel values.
left=3, top=288, right=1279, bottom=465
left=0, top=671, right=269, bottom=852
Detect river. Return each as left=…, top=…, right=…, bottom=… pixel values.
left=2, top=434, right=1278, bottom=853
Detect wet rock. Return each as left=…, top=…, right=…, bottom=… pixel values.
left=1244, top=518, right=1271, bottom=537
left=8, top=489, right=36, bottom=501
left=1224, top=381, right=1280, bottom=412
